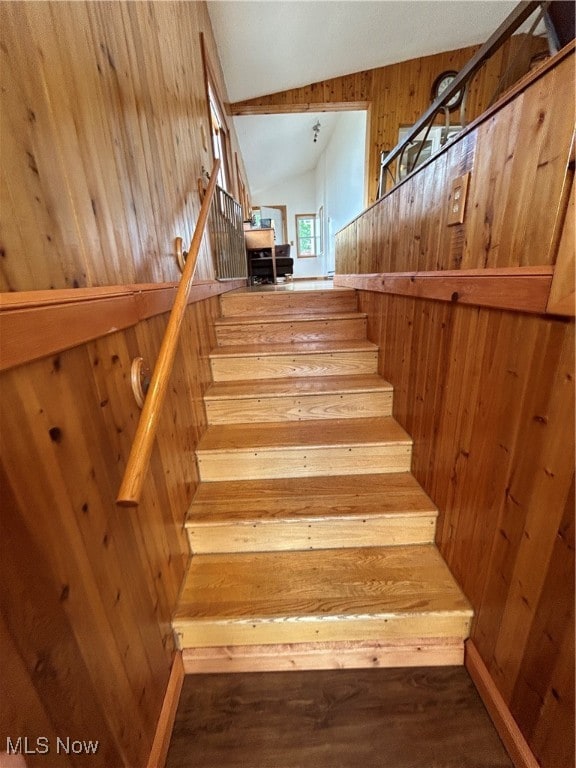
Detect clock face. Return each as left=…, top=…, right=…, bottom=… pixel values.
left=432, top=71, right=463, bottom=110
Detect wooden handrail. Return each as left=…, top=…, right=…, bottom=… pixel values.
left=117, top=159, right=220, bottom=507
left=378, top=0, right=543, bottom=194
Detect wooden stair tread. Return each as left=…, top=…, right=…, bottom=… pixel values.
left=187, top=473, right=437, bottom=525
left=174, top=545, right=473, bottom=623
left=215, top=312, right=367, bottom=327
left=197, top=417, right=411, bottom=452
left=210, top=339, right=378, bottom=358
left=220, top=288, right=358, bottom=318
left=177, top=288, right=474, bottom=656
left=204, top=374, right=392, bottom=401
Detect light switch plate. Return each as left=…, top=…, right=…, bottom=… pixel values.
left=447, top=172, right=470, bottom=226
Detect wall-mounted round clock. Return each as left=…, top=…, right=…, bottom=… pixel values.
left=431, top=70, right=464, bottom=111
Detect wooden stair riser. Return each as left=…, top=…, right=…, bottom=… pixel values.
left=220, top=290, right=358, bottom=317
left=210, top=350, right=378, bottom=381
left=186, top=514, right=437, bottom=554
left=197, top=443, right=412, bottom=481
left=205, top=389, right=393, bottom=424
left=175, top=614, right=472, bottom=649
left=215, top=316, right=367, bottom=346
left=181, top=640, right=466, bottom=673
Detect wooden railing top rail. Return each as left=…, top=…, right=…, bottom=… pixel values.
left=377, top=0, right=544, bottom=195
left=117, top=159, right=220, bottom=507
left=338, top=38, right=574, bottom=234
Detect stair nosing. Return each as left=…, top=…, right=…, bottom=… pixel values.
left=203, top=375, right=393, bottom=401
left=186, top=510, right=439, bottom=528
left=196, top=417, right=412, bottom=453
left=215, top=312, right=367, bottom=327
left=175, top=608, right=474, bottom=625
left=210, top=340, right=378, bottom=359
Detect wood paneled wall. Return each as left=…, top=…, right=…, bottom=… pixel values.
left=335, top=50, right=575, bottom=275
left=0, top=296, right=220, bottom=767
left=0, top=1, right=247, bottom=292
left=335, top=47, right=575, bottom=768
left=230, top=35, right=547, bottom=204
left=0, top=1, right=245, bottom=765
left=357, top=293, right=574, bottom=768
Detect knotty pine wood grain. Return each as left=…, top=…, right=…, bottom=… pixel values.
left=174, top=545, right=472, bottom=648
left=335, top=48, right=575, bottom=277
left=231, top=36, right=547, bottom=204
left=186, top=472, right=437, bottom=554
left=0, top=297, right=220, bottom=766
left=0, top=590, right=77, bottom=768
left=220, top=288, right=358, bottom=317
left=355, top=289, right=575, bottom=768
left=509, top=478, right=574, bottom=768
left=204, top=374, right=393, bottom=423
left=210, top=342, right=378, bottom=382
left=214, top=313, right=367, bottom=346
left=335, top=269, right=554, bottom=314
left=0, top=1, right=248, bottom=291
left=547, top=172, right=575, bottom=316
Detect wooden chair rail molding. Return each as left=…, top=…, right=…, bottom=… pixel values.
left=117, top=159, right=220, bottom=508
left=334, top=267, right=557, bottom=315
left=0, top=279, right=246, bottom=373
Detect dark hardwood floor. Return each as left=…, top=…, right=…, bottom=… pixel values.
left=166, top=666, right=513, bottom=768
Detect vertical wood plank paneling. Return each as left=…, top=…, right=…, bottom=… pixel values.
left=0, top=610, right=75, bottom=768
left=0, top=1, right=247, bottom=291
left=0, top=296, right=220, bottom=765
left=0, top=0, right=236, bottom=760
left=477, top=320, right=574, bottom=697
left=0, top=3, right=87, bottom=290
left=360, top=292, right=574, bottom=768
left=0, top=375, right=151, bottom=764
left=509, top=477, right=574, bottom=767
left=336, top=51, right=574, bottom=276
left=339, top=49, right=575, bottom=768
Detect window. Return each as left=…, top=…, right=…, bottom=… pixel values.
left=209, top=84, right=231, bottom=192
left=202, top=32, right=232, bottom=194
left=295, top=214, right=319, bottom=258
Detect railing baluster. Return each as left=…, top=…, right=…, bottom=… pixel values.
left=377, top=0, right=543, bottom=197
left=209, top=184, right=247, bottom=280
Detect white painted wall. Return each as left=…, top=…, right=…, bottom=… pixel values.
left=316, top=111, right=367, bottom=274
left=253, top=111, right=366, bottom=277
left=253, top=169, right=321, bottom=278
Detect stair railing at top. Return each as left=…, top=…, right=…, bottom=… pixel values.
left=209, top=184, right=247, bottom=280
left=377, top=0, right=548, bottom=197
left=117, top=159, right=220, bottom=508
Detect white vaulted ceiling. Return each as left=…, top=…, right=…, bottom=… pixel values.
left=206, top=0, right=521, bottom=196
left=207, top=0, right=518, bottom=103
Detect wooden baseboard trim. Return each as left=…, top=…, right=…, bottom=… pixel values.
left=0, top=279, right=246, bottom=371
left=182, top=638, right=464, bottom=674
left=465, top=640, right=539, bottom=768
left=146, top=651, right=185, bottom=768
left=334, top=268, right=554, bottom=315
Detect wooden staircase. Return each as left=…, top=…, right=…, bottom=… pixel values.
left=174, top=287, right=472, bottom=672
